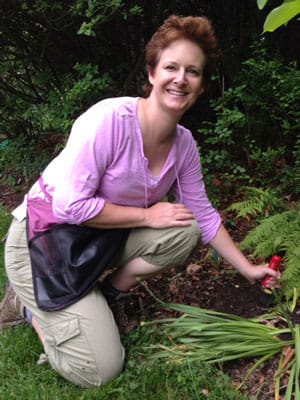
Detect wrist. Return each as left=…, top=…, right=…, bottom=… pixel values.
left=140, top=208, right=149, bottom=227
left=234, top=260, right=255, bottom=280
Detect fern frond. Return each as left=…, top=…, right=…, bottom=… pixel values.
left=240, top=209, right=298, bottom=256
left=281, top=246, right=300, bottom=299
left=240, top=204, right=300, bottom=299
left=228, top=198, right=264, bottom=219
left=227, top=187, right=284, bottom=219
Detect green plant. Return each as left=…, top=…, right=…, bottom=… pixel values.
left=0, top=135, right=59, bottom=186
left=257, top=0, right=300, bottom=32
left=199, top=47, right=300, bottom=197
left=227, top=187, right=299, bottom=300
left=199, top=104, right=246, bottom=172
left=0, top=63, right=113, bottom=185
left=77, top=0, right=143, bottom=37
left=27, top=63, right=113, bottom=135
left=147, top=300, right=300, bottom=399
left=0, top=206, right=12, bottom=285
left=240, top=204, right=300, bottom=299
left=248, top=146, right=287, bottom=186
left=287, top=136, right=300, bottom=195
left=0, top=325, right=248, bottom=400
left=227, top=187, right=284, bottom=219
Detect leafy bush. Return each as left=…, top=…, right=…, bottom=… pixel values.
left=26, top=63, right=113, bottom=135
left=0, top=63, right=114, bottom=184
left=199, top=46, right=300, bottom=200
left=0, top=133, right=63, bottom=186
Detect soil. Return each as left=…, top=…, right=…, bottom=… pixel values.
left=126, top=240, right=291, bottom=400
left=0, top=183, right=292, bottom=400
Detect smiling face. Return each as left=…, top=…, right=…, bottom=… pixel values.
left=148, top=39, right=206, bottom=117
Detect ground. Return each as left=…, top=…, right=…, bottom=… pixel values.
left=0, top=182, right=289, bottom=399
left=126, top=249, right=283, bottom=399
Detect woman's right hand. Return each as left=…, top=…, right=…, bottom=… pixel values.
left=144, top=202, right=195, bottom=229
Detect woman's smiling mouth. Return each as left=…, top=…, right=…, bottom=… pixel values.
left=166, top=89, right=188, bottom=96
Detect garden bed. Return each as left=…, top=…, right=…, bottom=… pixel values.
left=0, top=183, right=291, bottom=399
left=122, top=219, right=293, bottom=399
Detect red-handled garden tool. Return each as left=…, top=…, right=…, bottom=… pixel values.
left=261, top=255, right=282, bottom=290
left=260, top=255, right=282, bottom=307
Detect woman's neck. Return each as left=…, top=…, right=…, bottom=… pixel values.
left=138, top=97, right=179, bottom=144
left=137, top=97, right=178, bottom=175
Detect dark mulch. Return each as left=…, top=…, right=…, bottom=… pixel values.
left=0, top=183, right=290, bottom=400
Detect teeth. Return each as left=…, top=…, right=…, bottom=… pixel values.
left=167, top=90, right=186, bottom=96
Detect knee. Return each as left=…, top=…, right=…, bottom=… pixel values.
left=174, top=220, right=201, bottom=262
left=182, top=220, right=201, bottom=248
left=47, top=338, right=125, bottom=388
left=42, top=314, right=125, bottom=387
left=143, top=220, right=201, bottom=268
left=67, top=346, right=125, bottom=388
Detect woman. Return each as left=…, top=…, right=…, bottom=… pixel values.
left=0, top=15, right=280, bottom=387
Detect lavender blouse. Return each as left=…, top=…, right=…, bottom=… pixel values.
left=13, top=97, right=221, bottom=244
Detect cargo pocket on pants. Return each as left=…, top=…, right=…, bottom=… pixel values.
left=42, top=315, right=101, bottom=387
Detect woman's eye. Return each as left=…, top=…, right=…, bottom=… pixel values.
left=188, top=69, right=200, bottom=76
left=165, top=65, right=176, bottom=71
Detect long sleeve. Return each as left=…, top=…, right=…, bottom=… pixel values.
left=172, top=130, right=221, bottom=244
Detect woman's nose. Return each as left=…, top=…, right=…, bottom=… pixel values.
left=174, top=69, right=187, bottom=85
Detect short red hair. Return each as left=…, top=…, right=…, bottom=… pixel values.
left=144, top=15, right=220, bottom=96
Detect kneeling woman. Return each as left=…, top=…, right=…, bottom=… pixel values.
left=0, top=15, right=280, bottom=387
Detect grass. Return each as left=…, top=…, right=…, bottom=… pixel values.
left=0, top=206, right=248, bottom=400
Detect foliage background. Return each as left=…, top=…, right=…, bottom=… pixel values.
left=1, top=1, right=299, bottom=288
left=0, top=3, right=299, bottom=397
left=0, top=0, right=299, bottom=193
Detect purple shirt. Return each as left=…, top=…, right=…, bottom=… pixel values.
left=15, top=97, right=221, bottom=244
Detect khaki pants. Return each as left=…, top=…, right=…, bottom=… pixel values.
left=4, top=218, right=200, bottom=387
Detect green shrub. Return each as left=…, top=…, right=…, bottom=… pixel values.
left=199, top=46, right=300, bottom=200
left=26, top=63, right=113, bottom=135
left=0, top=63, right=113, bottom=184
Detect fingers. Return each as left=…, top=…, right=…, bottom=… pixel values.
left=267, top=268, right=281, bottom=278
left=146, top=202, right=195, bottom=228
left=172, top=203, right=194, bottom=220
left=174, top=211, right=194, bottom=221
left=261, top=266, right=281, bottom=289
left=263, top=272, right=281, bottom=288
left=246, top=264, right=281, bottom=288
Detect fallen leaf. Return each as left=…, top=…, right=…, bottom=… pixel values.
left=186, top=263, right=202, bottom=274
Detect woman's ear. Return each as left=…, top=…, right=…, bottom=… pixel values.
left=148, top=67, right=155, bottom=85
